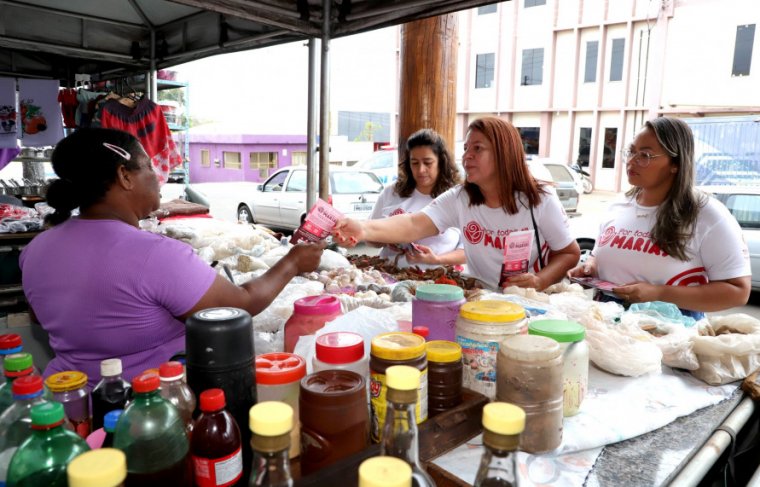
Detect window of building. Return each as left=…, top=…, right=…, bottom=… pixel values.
left=250, top=151, right=278, bottom=178
left=602, top=128, right=618, bottom=169
left=517, top=127, right=540, bottom=155
left=223, top=151, right=241, bottom=170
left=609, top=38, right=625, bottom=82
left=521, top=48, right=544, bottom=85
left=478, top=4, right=497, bottom=14
left=292, top=151, right=307, bottom=166
left=524, top=0, right=546, bottom=7
left=578, top=128, right=592, bottom=167
left=584, top=41, right=598, bottom=83
left=733, top=24, right=756, bottom=76
left=200, top=149, right=210, bottom=167
left=475, top=53, right=495, bottom=89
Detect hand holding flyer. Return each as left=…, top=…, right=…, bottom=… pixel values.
left=568, top=276, right=620, bottom=295
left=290, top=199, right=345, bottom=244
left=499, top=230, right=533, bottom=288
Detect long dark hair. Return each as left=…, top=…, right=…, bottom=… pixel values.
left=395, top=128, right=461, bottom=198
left=45, top=128, right=143, bottom=226
left=464, top=117, right=546, bottom=214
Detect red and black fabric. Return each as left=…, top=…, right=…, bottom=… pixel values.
left=57, top=89, right=78, bottom=128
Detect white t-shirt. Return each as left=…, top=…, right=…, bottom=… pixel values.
left=422, top=185, right=574, bottom=289
left=370, top=186, right=463, bottom=269
left=594, top=195, right=751, bottom=287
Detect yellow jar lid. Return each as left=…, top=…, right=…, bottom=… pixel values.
left=426, top=340, right=462, bottom=363
left=67, top=449, right=126, bottom=487
left=482, top=402, right=526, bottom=435
left=45, top=371, right=88, bottom=393
left=359, top=457, right=412, bottom=487
left=249, top=401, right=293, bottom=436
left=459, top=300, right=525, bottom=323
left=386, top=365, right=420, bottom=391
left=371, top=332, right=426, bottom=361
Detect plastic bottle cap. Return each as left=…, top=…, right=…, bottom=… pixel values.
left=31, top=401, right=65, bottom=426
left=412, top=326, right=429, bottom=339
left=459, top=300, right=526, bottom=322
left=100, top=358, right=123, bottom=377
left=414, top=283, right=464, bottom=302
left=528, top=319, right=586, bottom=343
left=293, top=295, right=342, bottom=315
left=501, top=334, right=561, bottom=362
left=12, top=375, right=43, bottom=396
left=4, top=352, right=33, bottom=372
left=255, top=353, right=306, bottom=385
left=0, top=333, right=21, bottom=351
left=482, top=402, right=526, bottom=435
left=67, top=448, right=127, bottom=487
left=103, top=410, right=123, bottom=433
left=200, top=388, right=226, bottom=412
left=132, top=373, right=160, bottom=393
left=249, top=401, right=293, bottom=436
left=45, top=371, right=88, bottom=393
left=385, top=365, right=420, bottom=391
left=358, top=457, right=412, bottom=487
left=158, top=361, right=184, bottom=381
left=425, top=340, right=462, bottom=363
left=314, top=332, right=364, bottom=365
left=370, top=332, right=426, bottom=361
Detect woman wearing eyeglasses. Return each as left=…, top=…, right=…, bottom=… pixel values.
left=568, top=117, right=751, bottom=316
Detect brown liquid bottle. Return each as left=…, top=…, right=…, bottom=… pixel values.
left=191, top=389, right=244, bottom=487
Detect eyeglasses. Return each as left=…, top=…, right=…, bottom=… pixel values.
left=620, top=149, right=669, bottom=167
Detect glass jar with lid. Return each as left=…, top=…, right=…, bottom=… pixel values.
left=45, top=371, right=91, bottom=439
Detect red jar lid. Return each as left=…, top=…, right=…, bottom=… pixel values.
left=0, top=334, right=21, bottom=350
left=159, top=361, right=184, bottom=381
left=132, top=373, right=160, bottom=393
left=255, top=353, right=306, bottom=385
left=293, top=295, right=341, bottom=316
left=315, top=332, right=364, bottom=365
left=12, top=375, right=43, bottom=396
left=412, top=326, right=429, bottom=339
left=200, top=388, right=226, bottom=412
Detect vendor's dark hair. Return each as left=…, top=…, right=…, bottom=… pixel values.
left=45, top=128, right=143, bottom=226
left=395, top=129, right=461, bottom=198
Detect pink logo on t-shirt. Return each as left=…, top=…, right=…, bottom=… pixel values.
left=463, top=220, right=485, bottom=244
left=390, top=208, right=405, bottom=217
left=599, top=226, right=616, bottom=247
left=666, top=267, right=708, bottom=286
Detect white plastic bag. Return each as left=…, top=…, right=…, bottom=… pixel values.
left=690, top=313, right=760, bottom=385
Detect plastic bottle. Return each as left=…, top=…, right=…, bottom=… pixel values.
left=0, top=375, right=49, bottom=486
left=6, top=401, right=90, bottom=487
left=359, top=457, right=412, bottom=487
left=283, top=295, right=342, bottom=353
left=67, top=448, right=127, bottom=487
left=311, top=331, right=369, bottom=377
left=0, top=353, right=35, bottom=415
left=158, top=361, right=196, bottom=433
left=102, top=409, right=123, bottom=449
left=0, top=334, right=22, bottom=387
left=191, top=389, right=243, bottom=487
left=113, top=373, right=192, bottom=487
left=248, top=401, right=293, bottom=487
left=91, top=358, right=131, bottom=432
left=473, top=403, right=526, bottom=487
left=380, top=365, right=435, bottom=487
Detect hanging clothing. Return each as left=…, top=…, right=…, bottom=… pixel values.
left=0, top=77, right=18, bottom=148
left=18, top=78, right=64, bottom=147
left=58, top=88, right=78, bottom=128
left=101, top=97, right=183, bottom=184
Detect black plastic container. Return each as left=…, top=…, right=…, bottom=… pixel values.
left=185, top=307, right=256, bottom=484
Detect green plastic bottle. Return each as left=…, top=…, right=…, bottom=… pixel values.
left=6, top=401, right=90, bottom=487
left=0, top=354, right=35, bottom=416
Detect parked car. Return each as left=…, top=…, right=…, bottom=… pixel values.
left=533, top=159, right=579, bottom=214
left=354, top=148, right=398, bottom=185
left=167, top=167, right=187, bottom=184
left=236, top=166, right=383, bottom=231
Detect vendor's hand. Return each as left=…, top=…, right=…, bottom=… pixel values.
left=567, top=257, right=598, bottom=279
left=405, top=244, right=438, bottom=265
left=287, top=241, right=325, bottom=273
left=504, top=273, right=544, bottom=291
left=332, top=218, right=364, bottom=248
left=612, top=282, right=660, bottom=304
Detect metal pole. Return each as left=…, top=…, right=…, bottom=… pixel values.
left=318, top=0, right=331, bottom=201
left=149, top=29, right=157, bottom=101
left=306, top=38, right=318, bottom=212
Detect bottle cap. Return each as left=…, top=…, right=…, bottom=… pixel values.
left=67, top=448, right=127, bottom=487
left=132, top=373, right=160, bottom=393
left=100, top=358, right=123, bottom=377
left=103, top=410, right=123, bottom=433
left=482, top=402, right=526, bottom=435
left=31, top=401, right=65, bottom=426
left=0, top=333, right=22, bottom=352
left=411, top=326, right=429, bottom=339
left=249, top=401, right=293, bottom=436
left=158, top=361, right=184, bottom=381
left=315, top=332, right=364, bottom=365
left=4, top=352, right=33, bottom=373
left=459, top=300, right=525, bottom=323
left=293, top=295, right=341, bottom=315
left=371, top=332, right=426, bottom=361
left=12, top=375, right=44, bottom=396
left=45, top=371, right=88, bottom=393
left=385, top=365, right=420, bottom=391
left=200, top=388, right=226, bottom=412
left=501, top=334, right=561, bottom=362
left=528, top=319, right=586, bottom=343
left=255, top=353, right=306, bottom=385
left=358, top=457, right=412, bottom=487
left=425, top=340, right=462, bottom=363
left=415, top=283, right=464, bottom=302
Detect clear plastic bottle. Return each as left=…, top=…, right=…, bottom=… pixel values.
left=158, top=361, right=196, bottom=433
left=380, top=365, right=435, bottom=487
left=359, top=456, right=412, bottom=487
left=473, top=403, right=525, bottom=487
left=102, top=409, right=123, bottom=449
left=248, top=401, right=293, bottom=487
left=191, top=389, right=243, bottom=487
left=0, top=334, right=22, bottom=387
left=91, top=358, right=131, bottom=432
left=113, top=373, right=192, bottom=487
left=0, top=375, right=49, bottom=485
left=0, top=353, right=35, bottom=415
left=6, top=401, right=90, bottom=487
left=67, top=448, right=127, bottom=487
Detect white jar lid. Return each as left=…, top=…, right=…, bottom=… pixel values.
left=500, top=335, right=561, bottom=362
left=100, top=358, right=122, bottom=377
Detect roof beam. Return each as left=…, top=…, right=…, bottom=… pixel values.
left=0, top=0, right=148, bottom=30
left=0, top=36, right=146, bottom=66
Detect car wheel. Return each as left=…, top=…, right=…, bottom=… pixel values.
left=577, top=239, right=595, bottom=265
left=582, top=178, right=593, bottom=194
left=237, top=204, right=254, bottom=223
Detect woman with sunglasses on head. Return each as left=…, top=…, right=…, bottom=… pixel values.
left=568, top=117, right=751, bottom=316
left=20, top=128, right=324, bottom=387
left=334, top=117, right=580, bottom=291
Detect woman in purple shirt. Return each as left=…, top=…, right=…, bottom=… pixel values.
left=20, top=128, right=323, bottom=387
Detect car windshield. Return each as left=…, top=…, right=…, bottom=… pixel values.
left=357, top=151, right=396, bottom=170
left=545, top=164, right=574, bottom=183
left=722, top=193, right=760, bottom=229
left=332, top=171, right=383, bottom=194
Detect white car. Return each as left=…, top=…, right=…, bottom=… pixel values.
left=353, top=148, right=398, bottom=186
left=236, top=166, right=383, bottom=231
left=534, top=159, right=580, bottom=214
